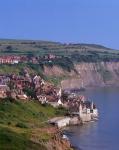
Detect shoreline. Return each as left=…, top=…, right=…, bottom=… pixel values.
left=64, top=85, right=119, bottom=92
left=63, top=128, right=82, bottom=150
left=62, top=119, right=98, bottom=150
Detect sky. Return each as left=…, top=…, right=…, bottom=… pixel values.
left=0, top=0, right=119, bottom=49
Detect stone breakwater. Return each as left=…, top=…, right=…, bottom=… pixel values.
left=49, top=113, right=98, bottom=129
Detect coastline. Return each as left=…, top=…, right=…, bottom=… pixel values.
left=63, top=127, right=82, bottom=150
left=47, top=127, right=75, bottom=150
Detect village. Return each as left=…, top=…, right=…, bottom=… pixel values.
left=0, top=54, right=61, bottom=64
left=0, top=64, right=98, bottom=129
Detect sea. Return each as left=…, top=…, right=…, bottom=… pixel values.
left=65, top=87, right=119, bottom=150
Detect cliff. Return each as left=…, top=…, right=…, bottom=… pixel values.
left=42, top=128, right=73, bottom=150
left=44, top=62, right=119, bottom=89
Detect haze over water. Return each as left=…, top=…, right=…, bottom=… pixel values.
left=66, top=87, right=119, bottom=150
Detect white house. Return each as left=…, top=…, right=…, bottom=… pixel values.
left=37, top=95, right=47, bottom=104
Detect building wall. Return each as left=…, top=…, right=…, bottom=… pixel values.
left=80, top=113, right=91, bottom=122
left=56, top=118, right=70, bottom=128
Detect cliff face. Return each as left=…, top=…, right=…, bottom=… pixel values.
left=30, top=127, right=73, bottom=150
left=45, top=130, right=72, bottom=150
left=44, top=62, right=119, bottom=89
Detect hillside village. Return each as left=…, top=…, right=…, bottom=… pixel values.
left=0, top=53, right=99, bottom=149
left=0, top=64, right=98, bottom=128
left=0, top=54, right=61, bottom=64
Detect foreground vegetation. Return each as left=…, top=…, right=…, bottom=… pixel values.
left=0, top=100, right=67, bottom=150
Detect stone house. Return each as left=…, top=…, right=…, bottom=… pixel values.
left=17, top=94, right=28, bottom=100
left=0, top=85, right=9, bottom=98
left=37, top=95, right=47, bottom=104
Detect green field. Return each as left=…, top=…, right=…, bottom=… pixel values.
left=0, top=39, right=119, bottom=61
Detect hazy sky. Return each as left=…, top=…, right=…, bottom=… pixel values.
left=0, top=0, right=119, bottom=49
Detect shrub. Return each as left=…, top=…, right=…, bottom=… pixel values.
left=55, top=106, right=68, bottom=116
left=7, top=122, right=11, bottom=125
left=15, top=122, right=28, bottom=128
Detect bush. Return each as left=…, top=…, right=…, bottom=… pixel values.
left=55, top=106, right=68, bottom=116
left=7, top=122, right=11, bottom=125
left=23, top=87, right=36, bottom=98
left=15, top=122, right=28, bottom=128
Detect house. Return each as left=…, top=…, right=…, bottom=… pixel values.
left=0, top=85, right=9, bottom=98
left=48, top=54, right=56, bottom=59
left=43, top=54, right=56, bottom=60
left=17, top=94, right=28, bottom=100
left=0, top=56, right=20, bottom=64
left=46, top=95, right=58, bottom=107
left=55, top=88, right=62, bottom=97
left=90, top=101, right=98, bottom=119
left=33, top=75, right=42, bottom=89
left=57, top=98, right=63, bottom=105
left=68, top=100, right=98, bottom=122
left=30, top=57, right=38, bottom=64
left=37, top=95, right=47, bottom=104
left=20, top=56, right=28, bottom=63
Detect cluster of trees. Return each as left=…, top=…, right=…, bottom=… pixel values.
left=44, top=57, right=74, bottom=72
left=71, top=51, right=119, bottom=62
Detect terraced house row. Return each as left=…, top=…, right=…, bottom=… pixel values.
left=0, top=54, right=62, bottom=64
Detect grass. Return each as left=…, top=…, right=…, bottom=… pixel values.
left=0, top=100, right=67, bottom=150
left=46, top=75, right=67, bottom=86
left=0, top=100, right=59, bottom=126
left=0, top=39, right=119, bottom=59
left=0, top=63, right=43, bottom=75
left=0, top=126, right=47, bottom=150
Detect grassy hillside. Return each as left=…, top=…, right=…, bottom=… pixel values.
left=0, top=100, right=67, bottom=150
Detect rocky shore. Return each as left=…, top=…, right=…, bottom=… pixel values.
left=39, top=127, right=74, bottom=150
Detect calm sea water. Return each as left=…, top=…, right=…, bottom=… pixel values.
left=65, top=87, right=119, bottom=150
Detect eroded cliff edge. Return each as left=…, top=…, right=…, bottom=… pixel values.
left=44, top=62, right=119, bottom=89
